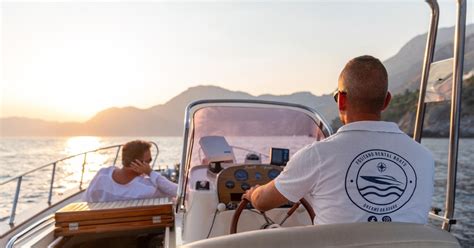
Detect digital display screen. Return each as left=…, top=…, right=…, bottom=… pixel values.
left=271, top=148, right=289, bottom=166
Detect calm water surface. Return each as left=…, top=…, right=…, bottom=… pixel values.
left=0, top=137, right=472, bottom=247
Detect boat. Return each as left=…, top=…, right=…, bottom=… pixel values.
left=0, top=0, right=468, bottom=247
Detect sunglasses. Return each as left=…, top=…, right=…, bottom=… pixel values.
left=333, top=90, right=347, bottom=103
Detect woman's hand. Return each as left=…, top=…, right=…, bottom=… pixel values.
left=130, top=159, right=152, bottom=176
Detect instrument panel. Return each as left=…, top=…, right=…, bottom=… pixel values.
left=217, top=164, right=283, bottom=209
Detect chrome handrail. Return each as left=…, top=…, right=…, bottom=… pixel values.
left=47, top=163, right=57, bottom=205
left=0, top=141, right=159, bottom=225
left=6, top=214, right=56, bottom=248
left=414, top=0, right=467, bottom=231
left=413, top=0, right=439, bottom=142
left=443, top=0, right=466, bottom=231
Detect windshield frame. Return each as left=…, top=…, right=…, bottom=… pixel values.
left=175, top=99, right=333, bottom=212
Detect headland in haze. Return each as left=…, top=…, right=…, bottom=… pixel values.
left=1, top=25, right=474, bottom=137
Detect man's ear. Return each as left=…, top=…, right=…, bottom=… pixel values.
left=338, top=92, right=347, bottom=111
left=382, top=92, right=391, bottom=111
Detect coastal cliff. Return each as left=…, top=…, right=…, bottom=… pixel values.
left=383, top=75, right=474, bottom=137
left=328, top=75, right=474, bottom=137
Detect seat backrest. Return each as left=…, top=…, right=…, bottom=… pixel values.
left=181, top=222, right=460, bottom=248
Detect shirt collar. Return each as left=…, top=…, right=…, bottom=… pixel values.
left=337, top=121, right=403, bottom=134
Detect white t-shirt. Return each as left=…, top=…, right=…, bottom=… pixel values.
left=83, top=166, right=178, bottom=202
left=275, top=121, right=434, bottom=225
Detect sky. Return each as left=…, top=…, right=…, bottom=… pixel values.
left=1, top=1, right=473, bottom=122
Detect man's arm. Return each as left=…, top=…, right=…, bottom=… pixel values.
left=244, top=181, right=288, bottom=212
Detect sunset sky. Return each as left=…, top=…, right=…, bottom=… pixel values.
left=1, top=1, right=473, bottom=122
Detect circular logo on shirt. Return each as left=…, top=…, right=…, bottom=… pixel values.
left=345, top=149, right=417, bottom=215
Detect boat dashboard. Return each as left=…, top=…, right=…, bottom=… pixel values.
left=188, top=163, right=283, bottom=210
left=217, top=164, right=282, bottom=209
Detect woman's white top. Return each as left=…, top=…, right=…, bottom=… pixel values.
left=83, top=166, right=178, bottom=202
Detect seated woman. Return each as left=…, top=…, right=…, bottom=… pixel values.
left=83, top=140, right=177, bottom=202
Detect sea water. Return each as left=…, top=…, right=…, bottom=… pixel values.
left=0, top=137, right=472, bottom=247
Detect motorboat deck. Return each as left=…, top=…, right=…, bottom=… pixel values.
left=0, top=0, right=469, bottom=247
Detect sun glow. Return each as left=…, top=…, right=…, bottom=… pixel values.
left=59, top=136, right=112, bottom=190
left=65, top=136, right=102, bottom=154
left=3, top=2, right=472, bottom=123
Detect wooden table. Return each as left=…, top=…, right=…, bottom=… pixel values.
left=54, top=198, right=174, bottom=236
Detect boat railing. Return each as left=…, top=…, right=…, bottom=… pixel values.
left=413, top=0, right=466, bottom=231
left=0, top=141, right=159, bottom=226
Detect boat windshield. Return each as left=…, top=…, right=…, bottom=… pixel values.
left=425, top=58, right=454, bottom=102
left=188, top=105, right=327, bottom=168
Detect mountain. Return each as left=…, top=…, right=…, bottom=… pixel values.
left=2, top=25, right=473, bottom=137
left=382, top=75, right=474, bottom=137
left=0, top=117, right=85, bottom=136
left=0, top=86, right=336, bottom=136
left=82, top=86, right=257, bottom=136
left=379, top=24, right=474, bottom=137
left=385, top=24, right=474, bottom=94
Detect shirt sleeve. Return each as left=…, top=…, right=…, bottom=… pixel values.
left=274, top=144, right=320, bottom=203
left=83, top=169, right=105, bottom=202
left=149, top=171, right=178, bottom=197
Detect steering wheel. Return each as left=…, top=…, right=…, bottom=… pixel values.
left=230, top=198, right=315, bottom=234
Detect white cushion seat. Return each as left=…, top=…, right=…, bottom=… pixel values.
left=181, top=222, right=460, bottom=248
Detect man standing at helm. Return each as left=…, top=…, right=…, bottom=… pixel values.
left=244, top=55, right=434, bottom=224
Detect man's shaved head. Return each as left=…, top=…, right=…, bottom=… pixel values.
left=338, top=55, right=388, bottom=114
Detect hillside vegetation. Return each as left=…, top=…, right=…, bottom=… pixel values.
left=330, top=75, right=474, bottom=137
left=382, top=75, right=474, bottom=137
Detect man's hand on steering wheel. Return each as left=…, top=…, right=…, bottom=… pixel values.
left=232, top=182, right=315, bottom=234
left=230, top=196, right=315, bottom=234
left=242, top=184, right=260, bottom=204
